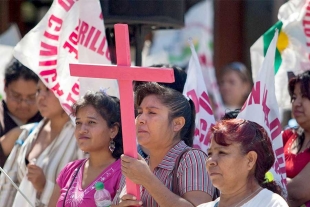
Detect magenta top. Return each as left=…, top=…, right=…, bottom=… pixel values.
left=56, top=158, right=122, bottom=207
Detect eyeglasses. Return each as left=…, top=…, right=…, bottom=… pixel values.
left=6, top=90, right=36, bottom=105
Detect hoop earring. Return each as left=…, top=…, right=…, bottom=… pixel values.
left=109, top=139, right=115, bottom=153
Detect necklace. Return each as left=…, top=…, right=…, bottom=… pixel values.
left=232, top=187, right=262, bottom=207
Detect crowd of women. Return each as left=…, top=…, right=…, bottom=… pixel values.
left=0, top=59, right=308, bottom=207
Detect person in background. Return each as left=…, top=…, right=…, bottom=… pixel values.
left=283, top=70, right=310, bottom=207
left=113, top=82, right=214, bottom=207
left=219, top=62, right=252, bottom=110
left=48, top=91, right=123, bottom=207
left=0, top=80, right=83, bottom=207
left=198, top=119, right=288, bottom=207
left=0, top=59, right=42, bottom=168
left=134, top=64, right=187, bottom=158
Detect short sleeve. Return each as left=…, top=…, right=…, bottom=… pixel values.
left=282, top=129, right=294, bottom=146
left=56, top=163, right=69, bottom=188
left=177, top=150, right=214, bottom=197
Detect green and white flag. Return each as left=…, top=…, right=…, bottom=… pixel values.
left=251, top=0, right=310, bottom=110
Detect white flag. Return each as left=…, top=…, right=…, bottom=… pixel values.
left=183, top=41, right=216, bottom=152
left=251, top=0, right=310, bottom=110
left=238, top=30, right=287, bottom=191
left=14, top=0, right=119, bottom=115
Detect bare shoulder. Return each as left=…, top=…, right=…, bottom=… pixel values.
left=0, top=127, right=23, bottom=142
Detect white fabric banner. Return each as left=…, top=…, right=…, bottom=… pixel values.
left=14, top=0, right=118, bottom=115
left=251, top=0, right=310, bottom=110
left=238, top=31, right=287, bottom=191
left=183, top=42, right=215, bottom=152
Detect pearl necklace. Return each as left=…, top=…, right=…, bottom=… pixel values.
left=232, top=187, right=262, bottom=207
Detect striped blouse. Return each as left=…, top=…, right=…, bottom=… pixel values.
left=112, top=140, right=215, bottom=207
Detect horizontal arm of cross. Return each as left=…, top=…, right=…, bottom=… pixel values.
left=70, top=63, right=175, bottom=82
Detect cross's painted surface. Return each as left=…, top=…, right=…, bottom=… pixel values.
left=70, top=24, right=175, bottom=200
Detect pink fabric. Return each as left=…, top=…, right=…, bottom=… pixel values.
left=56, top=159, right=122, bottom=207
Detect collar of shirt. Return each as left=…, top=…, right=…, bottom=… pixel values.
left=146, top=140, right=188, bottom=171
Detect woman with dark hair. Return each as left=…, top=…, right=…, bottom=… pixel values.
left=0, top=80, right=82, bottom=207
left=0, top=59, right=42, bottom=168
left=284, top=70, right=310, bottom=207
left=113, top=82, right=214, bottom=207
left=48, top=91, right=123, bottom=207
left=219, top=62, right=252, bottom=110
left=198, top=119, right=288, bottom=207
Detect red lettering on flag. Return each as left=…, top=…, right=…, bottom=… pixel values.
left=199, top=91, right=213, bottom=115
left=43, top=31, right=59, bottom=41
left=90, top=30, right=101, bottom=52
left=269, top=118, right=282, bottom=140
left=58, top=0, right=77, bottom=12
left=48, top=15, right=63, bottom=32
left=40, top=42, right=58, bottom=56
left=248, top=81, right=261, bottom=105
left=78, top=21, right=89, bottom=45
left=84, top=27, right=96, bottom=47
left=51, top=83, right=64, bottom=96
left=39, top=69, right=57, bottom=82
left=39, top=60, right=57, bottom=67
left=262, top=87, right=270, bottom=127
left=63, top=41, right=78, bottom=59
left=187, top=89, right=199, bottom=112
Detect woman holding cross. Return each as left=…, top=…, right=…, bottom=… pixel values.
left=112, top=82, right=215, bottom=207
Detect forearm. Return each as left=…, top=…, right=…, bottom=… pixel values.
left=143, top=173, right=194, bottom=207
left=287, top=179, right=309, bottom=207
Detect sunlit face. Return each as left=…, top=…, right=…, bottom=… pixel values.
left=4, top=78, right=38, bottom=123
left=75, top=105, right=118, bottom=153
left=36, top=80, right=63, bottom=119
left=291, top=82, right=310, bottom=129
left=219, top=71, right=248, bottom=108
left=135, top=95, right=176, bottom=151
left=206, top=139, right=253, bottom=193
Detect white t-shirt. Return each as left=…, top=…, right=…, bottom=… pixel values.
left=197, top=189, right=288, bottom=207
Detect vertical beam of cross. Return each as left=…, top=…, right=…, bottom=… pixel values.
left=70, top=24, right=175, bottom=200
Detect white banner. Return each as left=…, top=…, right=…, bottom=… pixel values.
left=251, top=0, right=310, bottom=110
left=183, top=42, right=215, bottom=152
left=14, top=0, right=118, bottom=115
left=238, top=30, right=287, bottom=191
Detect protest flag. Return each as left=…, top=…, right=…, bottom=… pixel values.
left=238, top=30, right=287, bottom=192
left=183, top=40, right=216, bottom=152
left=251, top=0, right=310, bottom=110
left=13, top=0, right=118, bottom=115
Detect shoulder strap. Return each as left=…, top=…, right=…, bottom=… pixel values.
left=171, top=147, right=191, bottom=195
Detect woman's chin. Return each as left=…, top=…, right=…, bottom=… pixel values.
left=137, top=138, right=150, bottom=149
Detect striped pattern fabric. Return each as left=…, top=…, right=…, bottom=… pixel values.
left=113, top=141, right=214, bottom=207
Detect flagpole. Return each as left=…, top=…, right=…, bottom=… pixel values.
left=0, top=167, right=35, bottom=207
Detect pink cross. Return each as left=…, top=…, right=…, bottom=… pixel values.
left=70, top=24, right=174, bottom=200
